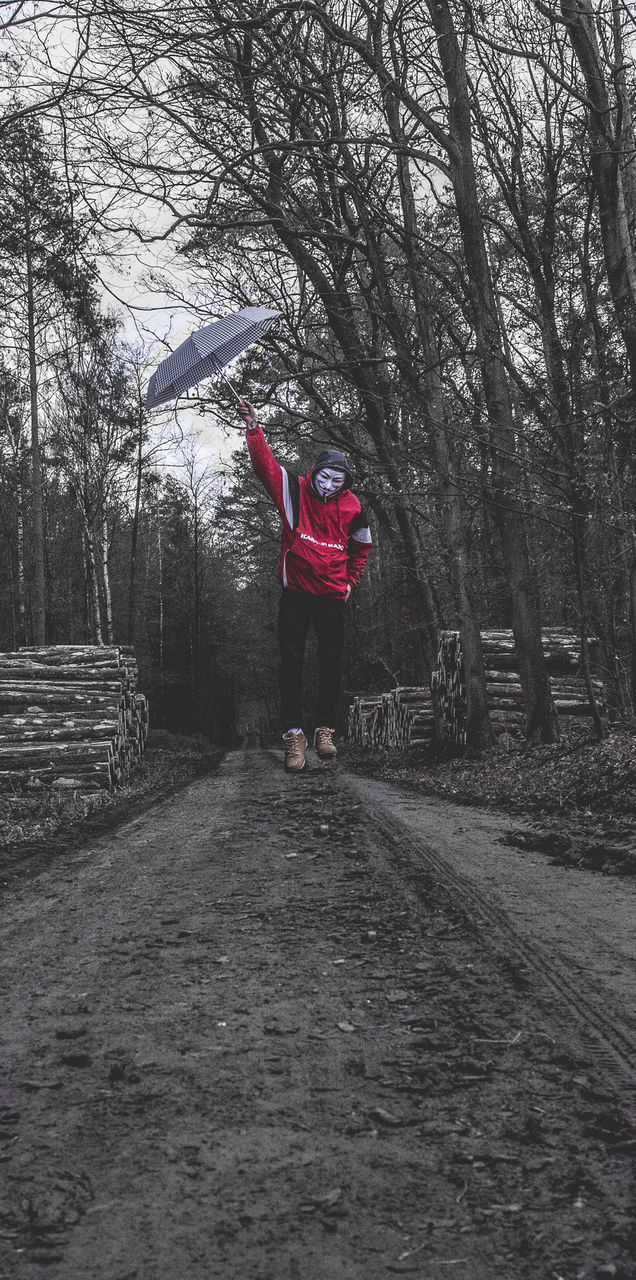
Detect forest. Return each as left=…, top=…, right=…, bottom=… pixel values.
left=1, top=0, right=635, bottom=751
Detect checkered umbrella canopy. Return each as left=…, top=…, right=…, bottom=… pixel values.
left=146, top=306, right=280, bottom=409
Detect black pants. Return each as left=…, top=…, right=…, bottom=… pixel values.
left=278, top=588, right=346, bottom=731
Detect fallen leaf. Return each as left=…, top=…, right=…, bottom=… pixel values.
left=369, top=1106, right=404, bottom=1127
left=315, top=1187, right=344, bottom=1208
left=20, top=1078, right=63, bottom=1091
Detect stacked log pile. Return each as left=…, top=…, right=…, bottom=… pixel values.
left=392, top=686, right=435, bottom=747
left=0, top=645, right=149, bottom=792
left=349, top=628, right=605, bottom=751
left=347, top=695, right=384, bottom=747
left=434, top=627, right=604, bottom=746
left=347, top=687, right=434, bottom=748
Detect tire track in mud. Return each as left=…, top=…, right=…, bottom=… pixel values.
left=342, top=770, right=636, bottom=1088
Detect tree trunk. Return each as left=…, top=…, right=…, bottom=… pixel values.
left=426, top=0, right=559, bottom=742
left=24, top=194, right=46, bottom=645
left=156, top=502, right=165, bottom=725
left=630, top=528, right=636, bottom=711
left=381, top=464, right=439, bottom=681
left=611, top=0, right=636, bottom=255
left=572, top=507, right=605, bottom=739
left=192, top=496, right=201, bottom=730
left=423, top=368, right=493, bottom=749
left=561, top=0, right=636, bottom=397
left=16, top=477, right=27, bottom=646
left=101, top=509, right=114, bottom=645
left=382, top=86, right=493, bottom=749
left=127, top=393, right=144, bottom=645
left=83, top=513, right=103, bottom=646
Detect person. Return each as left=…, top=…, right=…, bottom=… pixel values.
left=238, top=399, right=372, bottom=773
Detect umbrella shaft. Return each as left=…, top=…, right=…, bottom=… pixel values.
left=217, top=367, right=242, bottom=402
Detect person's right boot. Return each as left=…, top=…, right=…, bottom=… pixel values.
left=283, top=729, right=307, bottom=773
left=314, top=726, right=337, bottom=760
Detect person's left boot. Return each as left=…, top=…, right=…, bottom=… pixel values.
left=314, top=726, right=337, bottom=760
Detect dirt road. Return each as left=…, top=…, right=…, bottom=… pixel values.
left=1, top=745, right=633, bottom=1280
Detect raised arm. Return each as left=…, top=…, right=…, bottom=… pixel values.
left=237, top=399, right=286, bottom=514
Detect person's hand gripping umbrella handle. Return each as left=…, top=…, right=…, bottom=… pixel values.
left=237, top=399, right=258, bottom=428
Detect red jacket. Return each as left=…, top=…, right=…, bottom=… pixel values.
left=246, top=425, right=372, bottom=598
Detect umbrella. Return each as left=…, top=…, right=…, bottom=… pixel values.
left=146, top=305, right=280, bottom=409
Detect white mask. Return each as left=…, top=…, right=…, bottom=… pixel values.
left=314, top=467, right=346, bottom=498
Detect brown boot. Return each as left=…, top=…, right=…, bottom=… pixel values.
left=283, top=730, right=307, bottom=773
left=314, top=726, right=337, bottom=760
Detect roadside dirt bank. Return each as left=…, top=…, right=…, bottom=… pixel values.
left=1, top=745, right=633, bottom=1280
left=341, top=734, right=636, bottom=879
